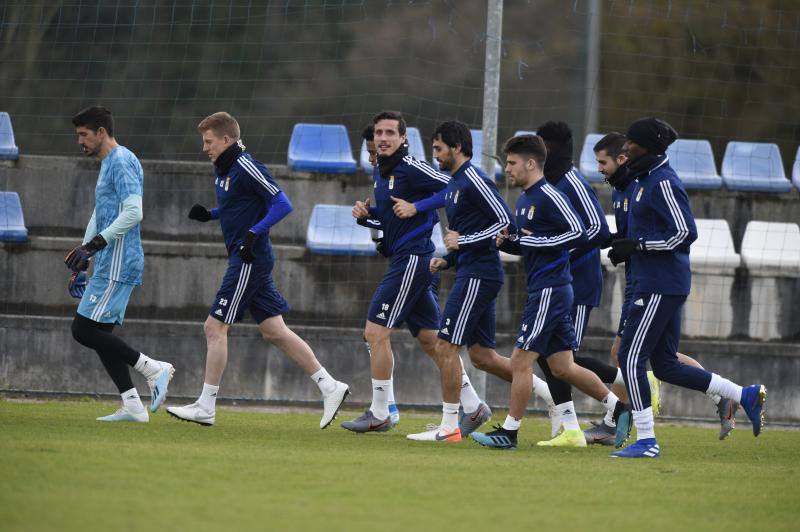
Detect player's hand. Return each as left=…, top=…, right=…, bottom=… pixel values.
left=608, top=238, right=640, bottom=266
left=444, top=229, right=460, bottom=251
left=495, top=226, right=512, bottom=247
left=238, top=231, right=257, bottom=263
left=390, top=196, right=417, bottom=219
left=430, top=257, right=448, bottom=272
left=68, top=271, right=87, bottom=299
left=601, top=232, right=618, bottom=249
left=520, top=228, right=532, bottom=236
left=352, top=198, right=370, bottom=219
left=188, top=204, right=212, bottom=222
left=64, top=235, right=107, bottom=272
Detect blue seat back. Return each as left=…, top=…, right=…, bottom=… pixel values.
left=470, top=129, right=503, bottom=179
left=792, top=146, right=800, bottom=191
left=666, top=139, right=722, bottom=189
left=0, top=191, right=28, bottom=241
left=306, top=204, right=376, bottom=256
left=288, top=124, right=357, bottom=174
left=0, top=112, right=19, bottom=160
left=721, top=141, right=791, bottom=192
left=578, top=133, right=605, bottom=182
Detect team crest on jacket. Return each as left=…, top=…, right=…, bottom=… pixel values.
left=389, top=176, right=395, bottom=189
left=454, top=190, right=460, bottom=203
left=623, top=198, right=629, bottom=211
left=636, top=187, right=643, bottom=202
left=527, top=206, right=535, bottom=220
left=225, top=176, right=231, bottom=191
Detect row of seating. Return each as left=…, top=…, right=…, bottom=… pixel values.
left=306, top=205, right=800, bottom=274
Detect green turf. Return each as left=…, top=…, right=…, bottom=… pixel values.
left=1, top=399, right=798, bottom=532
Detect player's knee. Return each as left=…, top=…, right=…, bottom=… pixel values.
left=364, top=323, right=389, bottom=347
left=435, top=339, right=456, bottom=360
left=260, top=325, right=287, bottom=345
left=203, top=318, right=227, bottom=343
left=548, top=361, right=570, bottom=380
left=510, top=350, right=532, bottom=375
left=71, top=317, right=94, bottom=347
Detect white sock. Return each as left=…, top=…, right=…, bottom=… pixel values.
left=133, top=353, right=161, bottom=379
left=121, top=388, right=145, bottom=413
left=502, top=414, right=521, bottom=431
left=706, top=373, right=743, bottom=403
left=369, top=379, right=391, bottom=420
left=459, top=360, right=482, bottom=413
left=310, top=367, right=337, bottom=396
left=532, top=373, right=555, bottom=407
left=365, top=340, right=396, bottom=405
left=198, top=383, right=219, bottom=413
left=556, top=401, right=580, bottom=431
left=441, top=402, right=459, bottom=432
left=633, top=406, right=656, bottom=440
left=613, top=368, right=625, bottom=386
left=707, top=392, right=722, bottom=405
left=602, top=392, right=620, bottom=427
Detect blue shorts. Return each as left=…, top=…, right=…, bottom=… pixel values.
left=210, top=260, right=289, bottom=325
left=438, top=276, right=501, bottom=348
left=77, top=276, right=135, bottom=325
left=367, top=253, right=440, bottom=337
left=515, top=284, right=577, bottom=357
left=571, top=304, right=593, bottom=349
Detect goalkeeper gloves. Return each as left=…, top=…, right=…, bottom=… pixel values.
left=608, top=238, right=641, bottom=266
left=188, top=204, right=213, bottom=222
left=64, top=235, right=107, bottom=272
left=238, top=231, right=257, bottom=263
left=68, top=271, right=87, bottom=299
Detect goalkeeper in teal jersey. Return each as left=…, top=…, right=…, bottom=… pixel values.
left=65, top=106, right=174, bottom=422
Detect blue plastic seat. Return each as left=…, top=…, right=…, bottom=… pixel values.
left=0, top=191, right=28, bottom=241
left=306, top=204, right=376, bottom=256
left=470, top=129, right=503, bottom=179
left=792, top=146, right=800, bottom=191
left=578, top=133, right=605, bottom=182
left=360, top=126, right=427, bottom=173
left=0, top=112, right=19, bottom=160
left=288, top=124, right=357, bottom=174
left=666, top=139, right=722, bottom=189
left=721, top=141, right=791, bottom=192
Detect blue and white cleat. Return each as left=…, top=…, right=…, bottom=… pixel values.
left=740, top=384, right=767, bottom=436
left=470, top=425, right=517, bottom=450
left=610, top=438, right=660, bottom=458
left=614, top=405, right=632, bottom=448
left=388, top=403, right=400, bottom=427
left=97, top=406, right=149, bottom=423
left=459, top=402, right=492, bottom=438
left=148, top=362, right=175, bottom=413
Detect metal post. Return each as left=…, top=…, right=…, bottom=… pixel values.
left=481, top=0, right=503, bottom=179
left=584, top=0, right=601, bottom=138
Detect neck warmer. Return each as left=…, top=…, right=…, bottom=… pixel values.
left=377, top=144, right=409, bottom=178
left=627, top=153, right=664, bottom=181
left=606, top=164, right=634, bottom=192
left=214, top=140, right=245, bottom=175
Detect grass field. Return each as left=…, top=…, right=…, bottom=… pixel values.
left=1, top=399, right=798, bottom=532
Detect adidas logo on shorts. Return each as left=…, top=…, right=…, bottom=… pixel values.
left=376, top=312, right=386, bottom=319
left=214, top=309, right=224, bottom=316
left=440, top=327, right=449, bottom=335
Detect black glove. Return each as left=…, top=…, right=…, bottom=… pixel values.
left=188, top=204, right=212, bottom=222
left=600, top=232, right=618, bottom=250
left=373, top=237, right=390, bottom=258
left=238, top=231, right=257, bottom=263
left=64, top=235, right=107, bottom=272
left=608, top=238, right=641, bottom=266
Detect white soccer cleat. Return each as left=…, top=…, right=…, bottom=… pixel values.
left=96, top=406, right=149, bottom=423
left=167, top=402, right=215, bottom=426
left=320, top=381, right=350, bottom=429
left=147, top=362, right=175, bottom=413
left=406, top=425, right=462, bottom=442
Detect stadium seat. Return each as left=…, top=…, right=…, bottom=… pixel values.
left=740, top=221, right=800, bottom=274
left=359, top=126, right=427, bottom=173
left=514, top=130, right=536, bottom=137
left=578, top=133, right=605, bottom=182
left=288, top=124, right=357, bottom=174
left=306, top=204, right=377, bottom=256
left=690, top=219, right=740, bottom=271
left=792, top=146, right=800, bottom=191
left=721, top=141, right=792, bottom=193
left=0, top=112, right=19, bottom=160
left=0, top=191, right=28, bottom=241
left=470, top=129, right=503, bottom=179
left=666, top=139, right=722, bottom=189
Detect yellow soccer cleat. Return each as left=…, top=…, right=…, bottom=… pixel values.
left=647, top=371, right=661, bottom=417
left=536, top=428, right=588, bottom=447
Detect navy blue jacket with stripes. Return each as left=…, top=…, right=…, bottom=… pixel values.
left=500, top=178, right=588, bottom=293
left=360, top=155, right=449, bottom=257
left=550, top=167, right=610, bottom=307
left=612, top=177, right=636, bottom=305
left=627, top=156, right=698, bottom=296
left=215, top=151, right=284, bottom=264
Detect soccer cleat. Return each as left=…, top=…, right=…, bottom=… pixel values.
left=388, top=403, right=400, bottom=427
left=537, top=428, right=587, bottom=447
left=647, top=371, right=661, bottom=417
left=548, top=403, right=561, bottom=438
left=341, top=410, right=392, bottom=433
left=320, top=381, right=350, bottom=429
left=610, top=438, right=660, bottom=458
left=97, top=406, right=149, bottom=423
left=406, top=425, right=462, bottom=442
left=470, top=424, right=517, bottom=450
left=613, top=402, right=632, bottom=448
left=147, top=362, right=175, bottom=413
left=584, top=420, right=616, bottom=446
left=167, top=402, right=215, bottom=426
left=740, top=384, right=767, bottom=437
left=458, top=402, right=492, bottom=438
left=717, top=398, right=739, bottom=440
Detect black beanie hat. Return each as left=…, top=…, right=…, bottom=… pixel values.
left=626, top=117, right=678, bottom=155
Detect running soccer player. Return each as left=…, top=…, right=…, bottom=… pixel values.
left=343, top=111, right=488, bottom=440
left=167, top=112, right=349, bottom=428
left=584, top=132, right=738, bottom=444
left=608, top=117, right=765, bottom=458
left=65, top=106, right=174, bottom=422
left=470, top=134, right=627, bottom=449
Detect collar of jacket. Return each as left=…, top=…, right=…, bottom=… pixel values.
left=627, top=153, right=665, bottom=181
left=377, top=144, right=409, bottom=178
left=606, top=164, right=634, bottom=192
left=214, top=140, right=245, bottom=176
